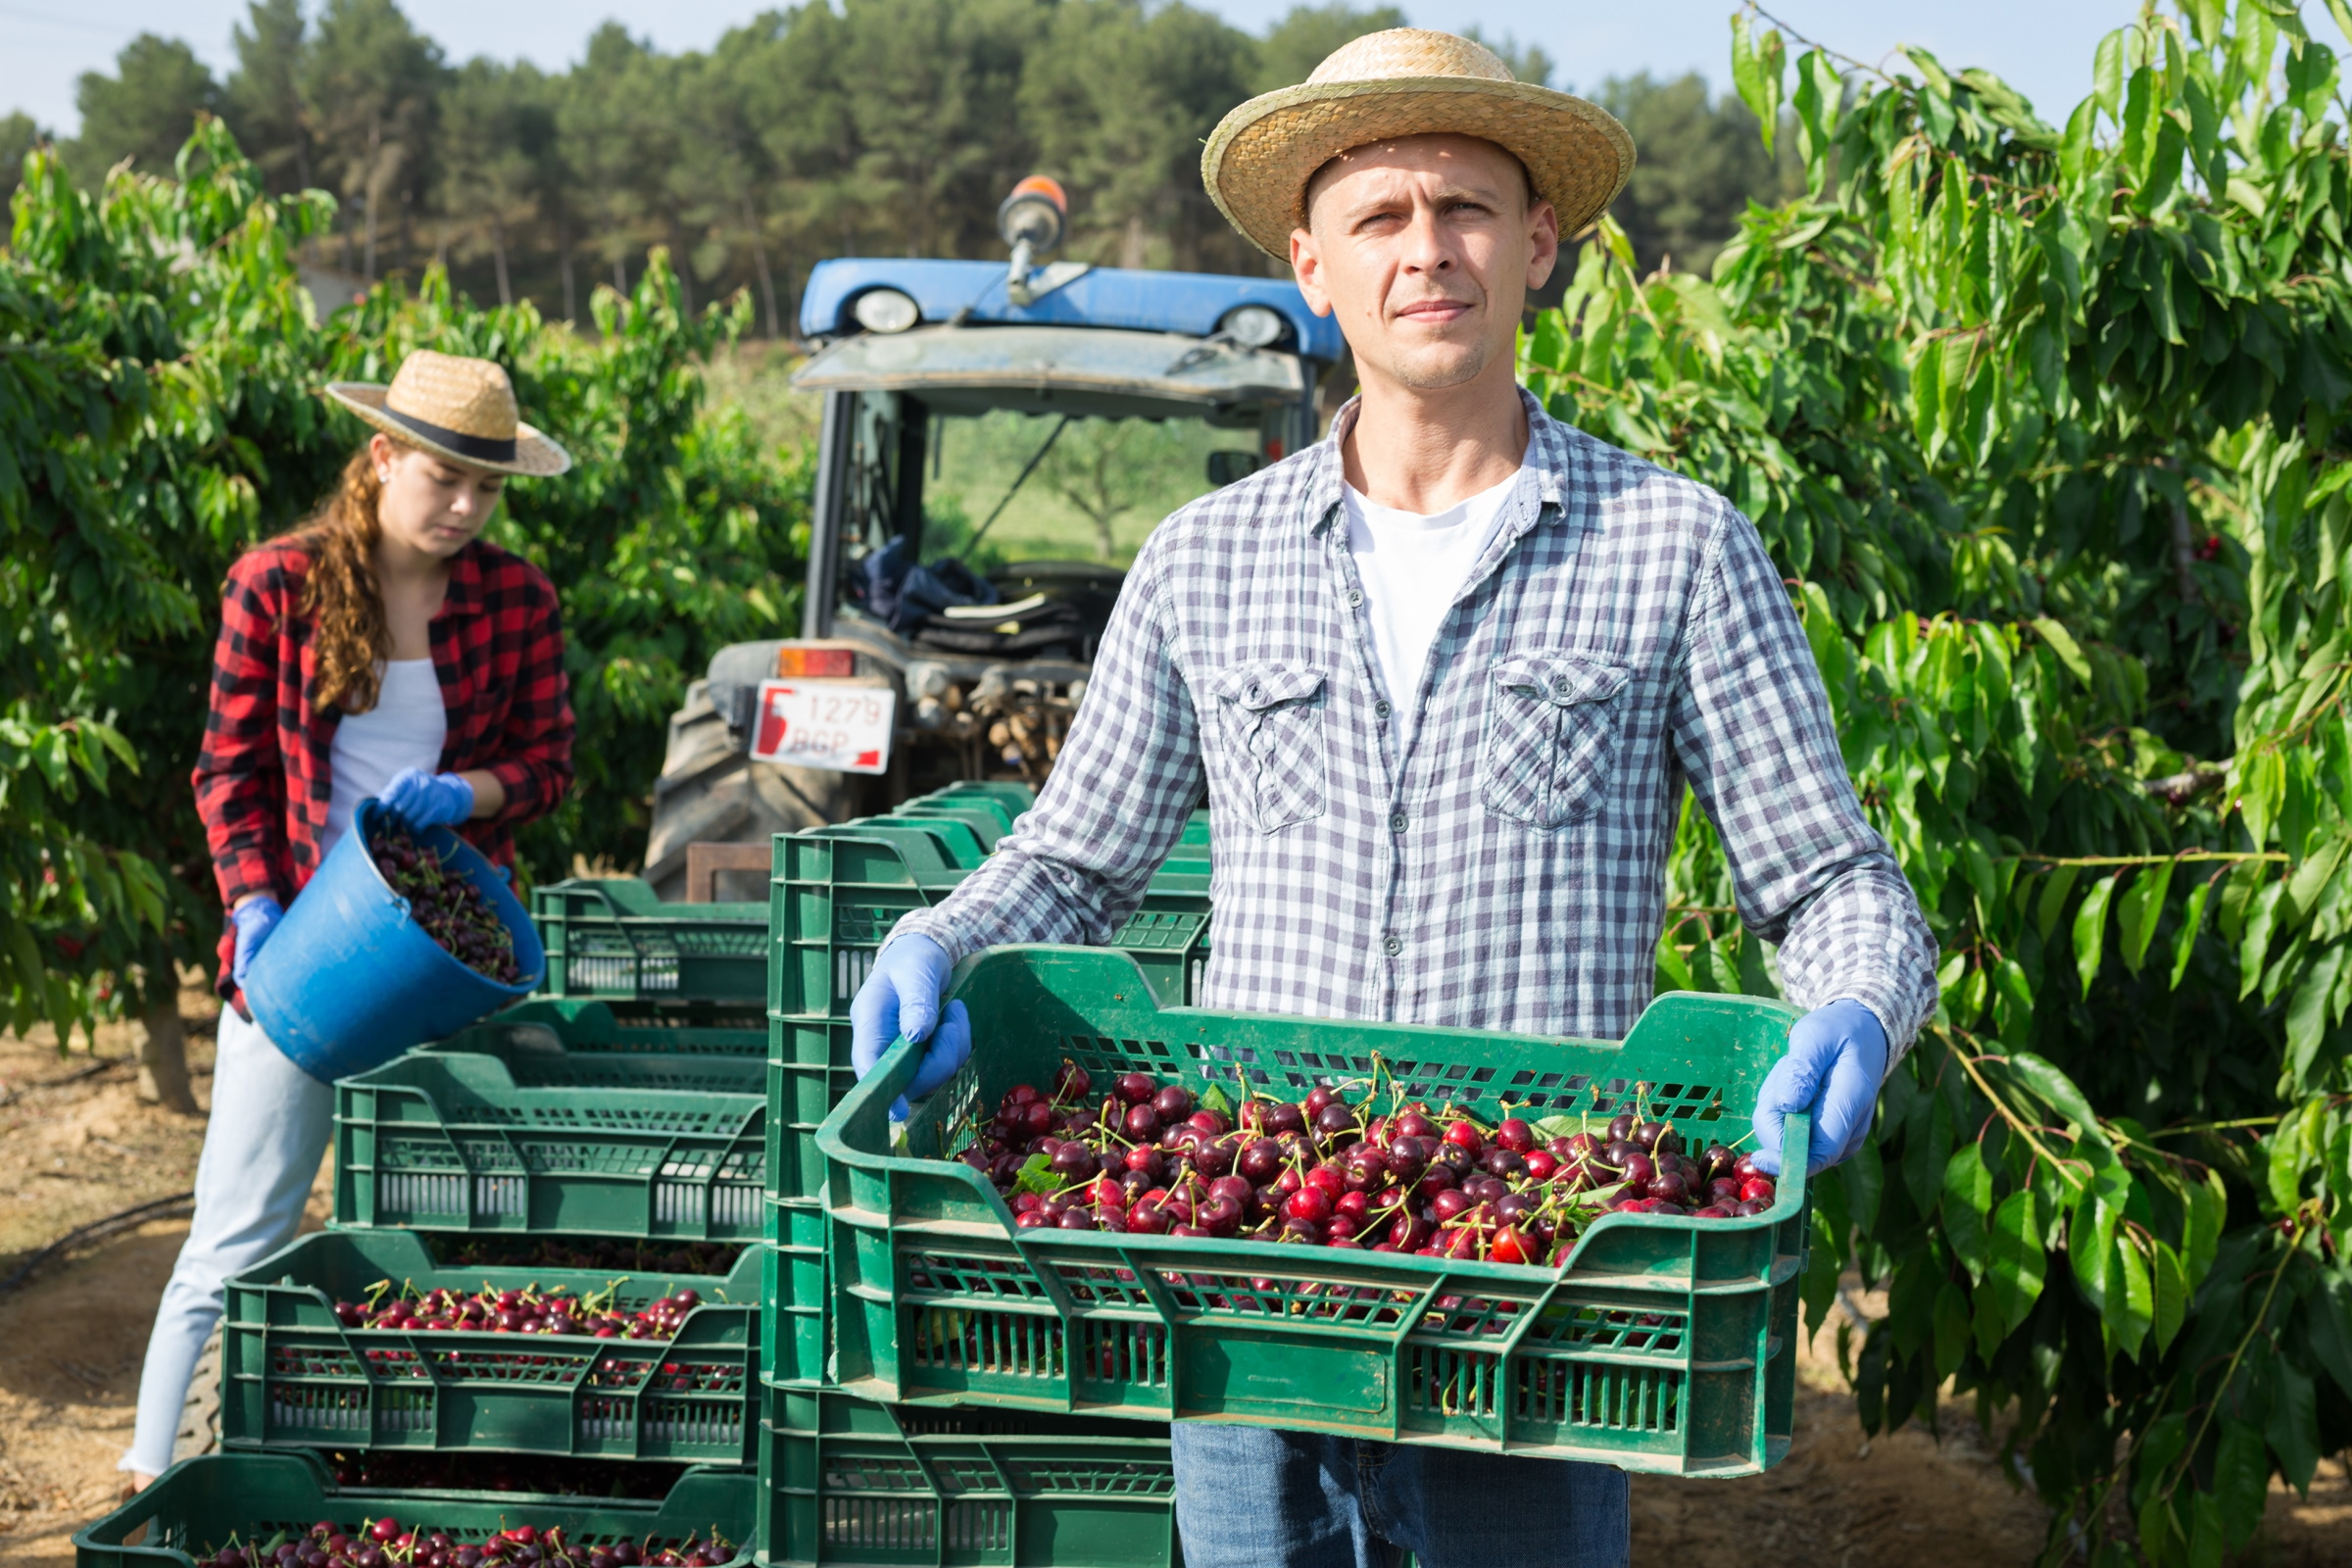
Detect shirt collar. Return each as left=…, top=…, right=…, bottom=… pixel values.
left=1305, top=387, right=1572, bottom=536
left=435, top=541, right=487, bottom=621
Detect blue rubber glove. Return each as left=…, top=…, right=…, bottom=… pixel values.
left=378, top=767, right=474, bottom=828
left=850, top=934, right=972, bottom=1120
left=230, top=897, right=285, bottom=987
left=1751, top=999, right=1888, bottom=1178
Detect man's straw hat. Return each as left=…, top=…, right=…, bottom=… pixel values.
left=323, top=351, right=570, bottom=477
left=1202, top=29, right=1635, bottom=260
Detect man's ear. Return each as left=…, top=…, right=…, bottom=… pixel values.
left=1291, top=226, right=1336, bottom=318
left=1525, top=199, right=1560, bottom=292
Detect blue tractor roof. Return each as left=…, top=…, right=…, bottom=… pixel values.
left=799, top=258, right=1346, bottom=365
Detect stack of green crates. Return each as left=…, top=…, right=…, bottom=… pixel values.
left=760, top=784, right=1193, bottom=1567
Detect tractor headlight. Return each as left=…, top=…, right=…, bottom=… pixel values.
left=853, top=289, right=920, bottom=334
left=1218, top=305, right=1287, bottom=348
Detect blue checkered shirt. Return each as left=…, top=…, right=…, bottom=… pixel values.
left=896, top=392, right=1939, bottom=1057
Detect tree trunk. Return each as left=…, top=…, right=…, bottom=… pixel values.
left=491, top=216, right=513, bottom=308
left=138, top=998, right=198, bottom=1115
left=1121, top=214, right=1148, bottom=270
left=559, top=214, right=577, bottom=322
left=745, top=197, right=781, bottom=338
left=613, top=254, right=628, bottom=292
left=2171, top=500, right=2201, bottom=604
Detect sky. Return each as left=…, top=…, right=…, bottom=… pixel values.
left=6, top=0, right=2348, bottom=137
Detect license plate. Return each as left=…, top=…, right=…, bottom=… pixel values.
left=749, top=680, right=896, bottom=774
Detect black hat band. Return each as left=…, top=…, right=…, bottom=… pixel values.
left=380, top=404, right=519, bottom=465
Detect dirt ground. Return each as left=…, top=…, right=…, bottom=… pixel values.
left=0, top=993, right=2344, bottom=1566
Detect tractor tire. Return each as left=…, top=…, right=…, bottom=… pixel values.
left=173, top=1321, right=222, bottom=1464
left=642, top=680, right=862, bottom=900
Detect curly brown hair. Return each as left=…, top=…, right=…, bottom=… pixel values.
left=286, top=442, right=402, bottom=713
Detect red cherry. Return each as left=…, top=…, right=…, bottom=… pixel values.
left=1442, top=1121, right=1485, bottom=1153
left=1494, top=1118, right=1535, bottom=1153
left=1739, top=1177, right=1776, bottom=1204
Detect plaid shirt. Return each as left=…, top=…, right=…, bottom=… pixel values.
left=898, top=393, right=1938, bottom=1056
left=194, top=538, right=574, bottom=998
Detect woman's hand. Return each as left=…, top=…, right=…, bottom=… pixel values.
left=379, top=767, right=475, bottom=826
left=230, top=896, right=284, bottom=986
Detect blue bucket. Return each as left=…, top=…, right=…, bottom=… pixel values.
left=243, top=799, right=545, bottom=1082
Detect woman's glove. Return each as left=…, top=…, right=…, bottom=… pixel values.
left=380, top=767, right=475, bottom=827
left=850, top=934, right=972, bottom=1120
left=230, top=897, right=285, bottom=986
left=1751, top=999, right=1888, bottom=1177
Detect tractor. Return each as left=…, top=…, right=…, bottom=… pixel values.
left=640, top=178, right=1344, bottom=899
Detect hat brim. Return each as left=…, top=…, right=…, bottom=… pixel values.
left=1203, top=77, right=1635, bottom=260
left=321, top=383, right=572, bottom=478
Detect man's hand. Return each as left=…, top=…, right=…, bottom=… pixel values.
left=230, top=896, right=284, bottom=987
left=379, top=767, right=475, bottom=827
left=1751, top=999, right=1887, bottom=1178
left=850, top=934, right=972, bottom=1120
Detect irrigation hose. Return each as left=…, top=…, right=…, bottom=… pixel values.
left=0, top=1191, right=196, bottom=1297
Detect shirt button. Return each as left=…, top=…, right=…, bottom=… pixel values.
left=1347, top=588, right=1363, bottom=608
left=1551, top=676, right=1571, bottom=697
left=1389, top=810, right=1406, bottom=833
left=1383, top=935, right=1402, bottom=956
left=1374, top=699, right=1392, bottom=720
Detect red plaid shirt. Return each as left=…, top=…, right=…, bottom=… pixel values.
left=194, top=537, right=575, bottom=997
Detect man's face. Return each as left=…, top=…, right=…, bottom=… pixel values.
left=1291, top=133, right=1559, bottom=394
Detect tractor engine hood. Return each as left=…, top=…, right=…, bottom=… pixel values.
left=789, top=322, right=1308, bottom=418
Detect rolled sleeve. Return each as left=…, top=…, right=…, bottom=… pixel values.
left=1668, top=503, right=1940, bottom=1060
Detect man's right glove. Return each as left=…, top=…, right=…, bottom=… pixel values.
left=850, top=933, right=972, bottom=1120
left=230, top=897, right=285, bottom=987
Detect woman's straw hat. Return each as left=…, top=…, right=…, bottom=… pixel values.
left=1202, top=29, right=1636, bottom=260
left=322, top=351, right=570, bottom=477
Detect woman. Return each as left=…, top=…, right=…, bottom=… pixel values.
left=122, top=350, right=575, bottom=1486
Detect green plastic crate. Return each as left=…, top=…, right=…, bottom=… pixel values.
left=75, top=1451, right=755, bottom=1568
left=817, top=947, right=1811, bottom=1477
left=762, top=836, right=1209, bottom=1209
left=757, top=1383, right=1178, bottom=1568
left=532, top=878, right=769, bottom=1004
left=220, top=1230, right=758, bottom=1464
left=767, top=830, right=1211, bottom=1022
left=336, top=1033, right=764, bottom=1240
left=428, top=998, right=770, bottom=1059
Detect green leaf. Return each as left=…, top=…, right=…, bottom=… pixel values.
left=2213, top=1420, right=2269, bottom=1549
left=2109, top=1235, right=2153, bottom=1358
left=2004, top=1052, right=2108, bottom=1147
left=2033, top=617, right=2094, bottom=685
left=1943, top=1143, right=1995, bottom=1284
left=1984, top=1189, right=2045, bottom=1339
left=2035, top=864, right=2081, bottom=942
left=2306, top=1268, right=2352, bottom=1396
left=2117, top=861, right=2175, bottom=975
left=2183, top=1169, right=2226, bottom=1282
left=2069, top=1193, right=2120, bottom=1314
left=2151, top=1241, right=2187, bottom=1353
left=2172, top=877, right=2214, bottom=989
left=2092, top=27, right=2126, bottom=120
left=1199, top=1082, right=1234, bottom=1118
left=2284, top=944, right=2347, bottom=1086
left=1729, top=16, right=1786, bottom=155
left=1011, top=1153, right=1061, bottom=1197
left=2268, top=1101, right=2315, bottom=1217
left=1933, top=1280, right=1971, bottom=1378
left=2076, top=873, right=2119, bottom=998
left=2265, top=1360, right=2321, bottom=1495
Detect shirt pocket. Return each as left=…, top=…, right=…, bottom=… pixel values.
left=1208, top=661, right=1330, bottom=834
left=1479, top=654, right=1633, bottom=830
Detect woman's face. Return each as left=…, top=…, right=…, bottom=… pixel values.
left=371, top=432, right=506, bottom=558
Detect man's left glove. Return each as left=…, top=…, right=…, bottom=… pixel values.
left=379, top=767, right=475, bottom=828
left=1751, top=999, right=1888, bottom=1178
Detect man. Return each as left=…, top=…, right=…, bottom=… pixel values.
left=850, top=28, right=1937, bottom=1568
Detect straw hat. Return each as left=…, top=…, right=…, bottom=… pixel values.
left=1202, top=29, right=1635, bottom=260
left=322, top=351, right=570, bottom=477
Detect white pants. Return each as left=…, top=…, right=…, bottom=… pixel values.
left=122, top=1004, right=334, bottom=1476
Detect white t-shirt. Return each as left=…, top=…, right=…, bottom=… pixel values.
left=1343, top=467, right=1527, bottom=742
left=323, top=659, right=448, bottom=858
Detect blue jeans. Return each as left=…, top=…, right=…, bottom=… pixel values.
left=1171, top=1423, right=1631, bottom=1568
